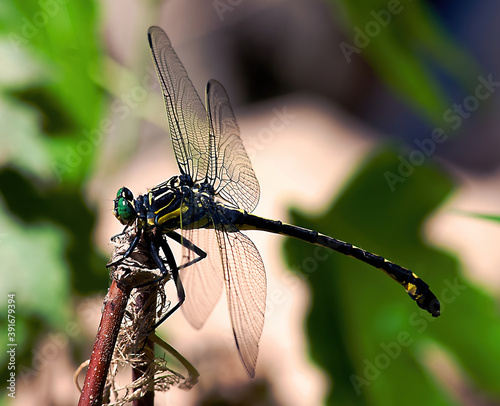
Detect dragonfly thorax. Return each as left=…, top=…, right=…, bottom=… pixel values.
left=113, top=177, right=216, bottom=232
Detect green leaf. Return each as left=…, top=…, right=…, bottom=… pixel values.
left=451, top=210, right=500, bottom=224
left=0, top=96, right=53, bottom=177
left=0, top=199, right=70, bottom=327
left=2, top=0, right=105, bottom=184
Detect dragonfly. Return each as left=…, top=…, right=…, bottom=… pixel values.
left=111, top=26, right=440, bottom=378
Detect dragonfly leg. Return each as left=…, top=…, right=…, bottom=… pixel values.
left=106, top=227, right=143, bottom=268
left=146, top=231, right=210, bottom=330
left=134, top=232, right=171, bottom=289
left=166, top=230, right=207, bottom=269
left=129, top=233, right=185, bottom=329
left=151, top=237, right=185, bottom=329
left=110, top=225, right=129, bottom=241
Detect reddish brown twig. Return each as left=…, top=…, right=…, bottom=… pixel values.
left=78, top=279, right=131, bottom=406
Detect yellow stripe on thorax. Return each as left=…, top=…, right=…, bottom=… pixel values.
left=158, top=203, right=189, bottom=224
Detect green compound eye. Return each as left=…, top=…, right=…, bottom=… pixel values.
left=117, top=187, right=134, bottom=200
left=114, top=187, right=137, bottom=225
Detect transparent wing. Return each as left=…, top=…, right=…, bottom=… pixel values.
left=209, top=209, right=266, bottom=378
left=179, top=193, right=266, bottom=377
left=149, top=26, right=265, bottom=376
left=215, top=227, right=266, bottom=378
left=206, top=80, right=260, bottom=212
left=180, top=228, right=224, bottom=329
left=148, top=26, right=209, bottom=180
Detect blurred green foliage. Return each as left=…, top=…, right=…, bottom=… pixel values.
left=331, top=0, right=478, bottom=124
left=454, top=211, right=500, bottom=224
left=0, top=0, right=108, bottom=393
left=284, top=149, right=500, bottom=405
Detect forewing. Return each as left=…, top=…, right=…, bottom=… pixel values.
left=206, top=80, right=260, bottom=212
left=148, top=26, right=210, bottom=180
left=213, top=221, right=267, bottom=378
left=180, top=228, right=224, bottom=329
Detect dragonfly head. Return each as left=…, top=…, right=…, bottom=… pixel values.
left=113, top=187, right=137, bottom=225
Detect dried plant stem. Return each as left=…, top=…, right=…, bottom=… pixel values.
left=150, top=334, right=199, bottom=389
left=78, top=280, right=132, bottom=406
left=131, top=285, right=158, bottom=406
